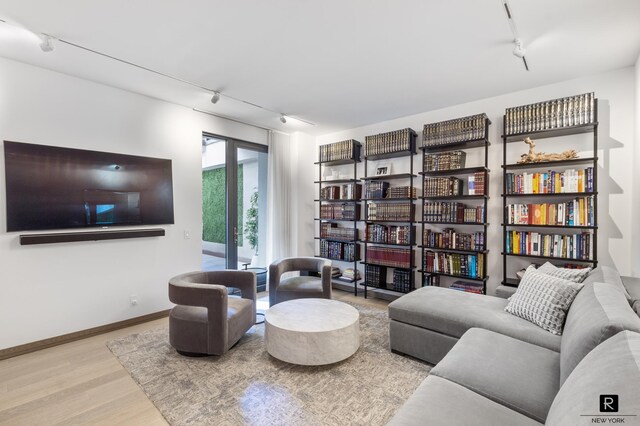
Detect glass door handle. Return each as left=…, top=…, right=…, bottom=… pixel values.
left=233, top=226, right=238, bottom=244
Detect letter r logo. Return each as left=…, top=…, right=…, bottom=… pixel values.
left=599, top=395, right=618, bottom=412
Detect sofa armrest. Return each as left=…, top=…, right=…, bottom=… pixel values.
left=494, top=285, right=517, bottom=299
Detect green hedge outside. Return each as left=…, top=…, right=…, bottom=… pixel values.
left=202, top=165, right=243, bottom=244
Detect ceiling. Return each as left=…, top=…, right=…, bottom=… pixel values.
left=0, top=0, right=639, bottom=135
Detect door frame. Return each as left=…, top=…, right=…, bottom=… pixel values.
left=203, top=132, right=268, bottom=269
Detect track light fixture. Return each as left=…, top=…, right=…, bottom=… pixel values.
left=280, top=114, right=287, bottom=124
left=502, top=0, right=529, bottom=71
left=210, top=91, right=221, bottom=104
left=512, top=39, right=526, bottom=58
left=39, top=35, right=54, bottom=52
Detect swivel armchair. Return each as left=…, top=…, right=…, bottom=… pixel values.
left=268, top=257, right=332, bottom=306
left=168, top=270, right=256, bottom=356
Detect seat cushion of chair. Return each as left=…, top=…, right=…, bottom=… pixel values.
left=169, top=298, right=254, bottom=354
left=277, top=276, right=323, bottom=293
left=431, top=328, right=560, bottom=423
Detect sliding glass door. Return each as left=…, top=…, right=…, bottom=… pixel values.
left=201, top=134, right=268, bottom=270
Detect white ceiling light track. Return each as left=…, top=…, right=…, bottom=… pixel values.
left=0, top=18, right=314, bottom=127
left=501, top=0, right=529, bottom=71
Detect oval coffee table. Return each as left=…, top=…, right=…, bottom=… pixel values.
left=265, top=298, right=360, bottom=365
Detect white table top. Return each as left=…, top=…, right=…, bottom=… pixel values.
left=265, top=298, right=359, bottom=333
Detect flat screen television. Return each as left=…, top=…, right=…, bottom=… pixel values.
left=4, top=141, right=174, bottom=232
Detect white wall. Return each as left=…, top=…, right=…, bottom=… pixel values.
left=290, top=131, right=317, bottom=257
left=633, top=55, right=640, bottom=277
left=316, top=66, right=637, bottom=295
left=0, top=57, right=267, bottom=349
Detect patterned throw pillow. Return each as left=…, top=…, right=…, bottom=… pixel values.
left=505, top=265, right=584, bottom=335
left=537, top=262, right=591, bottom=283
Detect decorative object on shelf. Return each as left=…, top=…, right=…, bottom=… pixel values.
left=376, top=162, right=391, bottom=176
left=517, top=137, right=578, bottom=164
left=502, top=93, right=598, bottom=288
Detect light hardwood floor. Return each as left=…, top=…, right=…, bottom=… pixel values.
left=0, top=290, right=389, bottom=425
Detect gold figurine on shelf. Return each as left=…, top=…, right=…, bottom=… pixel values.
left=517, top=137, right=578, bottom=164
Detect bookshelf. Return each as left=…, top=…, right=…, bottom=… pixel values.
left=419, top=113, right=491, bottom=295
left=361, top=128, right=418, bottom=297
left=501, top=93, right=598, bottom=288
left=314, top=139, right=362, bottom=295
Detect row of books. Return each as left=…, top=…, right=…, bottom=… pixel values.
left=364, top=264, right=386, bottom=288
left=365, top=224, right=413, bottom=245
left=423, top=113, right=488, bottom=146
left=504, top=92, right=595, bottom=135
left=319, top=240, right=359, bottom=262
left=424, top=251, right=485, bottom=279
left=506, top=196, right=595, bottom=227
left=424, top=150, right=466, bottom=171
left=366, top=246, right=412, bottom=269
left=449, top=280, right=484, bottom=294
left=320, top=204, right=360, bottom=220
left=505, top=231, right=593, bottom=260
left=320, top=223, right=358, bottom=241
left=320, top=183, right=362, bottom=201
left=423, top=229, right=485, bottom=251
left=505, top=168, right=594, bottom=194
left=367, top=202, right=415, bottom=221
left=336, top=268, right=361, bottom=282
left=364, top=128, right=415, bottom=157
left=387, top=186, right=417, bottom=199
left=423, top=177, right=463, bottom=197
left=423, top=202, right=485, bottom=223
left=319, top=139, right=360, bottom=162
left=364, top=181, right=389, bottom=199
left=467, top=172, right=487, bottom=196
left=393, top=269, right=413, bottom=293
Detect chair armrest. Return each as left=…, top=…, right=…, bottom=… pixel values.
left=320, top=264, right=332, bottom=299
left=168, top=280, right=227, bottom=309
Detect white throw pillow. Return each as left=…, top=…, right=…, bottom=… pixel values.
left=505, top=265, right=584, bottom=335
left=537, top=262, right=591, bottom=283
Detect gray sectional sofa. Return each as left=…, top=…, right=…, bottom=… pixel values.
left=387, top=266, right=640, bottom=425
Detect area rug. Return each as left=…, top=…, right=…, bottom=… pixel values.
left=107, top=302, right=430, bottom=426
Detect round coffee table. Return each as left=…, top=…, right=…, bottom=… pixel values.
left=264, top=298, right=360, bottom=365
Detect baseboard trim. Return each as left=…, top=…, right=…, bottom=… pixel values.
left=0, top=309, right=170, bottom=361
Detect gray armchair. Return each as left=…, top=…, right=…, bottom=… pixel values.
left=269, top=257, right=332, bottom=307
left=168, top=270, right=256, bottom=356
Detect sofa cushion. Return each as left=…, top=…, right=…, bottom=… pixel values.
left=622, top=276, right=640, bottom=316
left=505, top=266, right=583, bottom=335
left=547, top=331, right=640, bottom=426
left=388, top=375, right=542, bottom=426
left=537, top=262, right=591, bottom=283
left=560, top=281, right=640, bottom=384
left=388, top=286, right=561, bottom=351
left=431, top=328, right=559, bottom=423
left=583, top=265, right=631, bottom=300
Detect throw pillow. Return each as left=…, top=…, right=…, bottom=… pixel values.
left=505, top=265, right=584, bottom=335
left=537, top=262, right=591, bottom=283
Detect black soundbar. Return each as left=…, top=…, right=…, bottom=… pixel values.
left=19, top=228, right=166, bottom=245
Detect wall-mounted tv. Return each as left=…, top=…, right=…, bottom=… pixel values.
left=4, top=141, right=174, bottom=232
